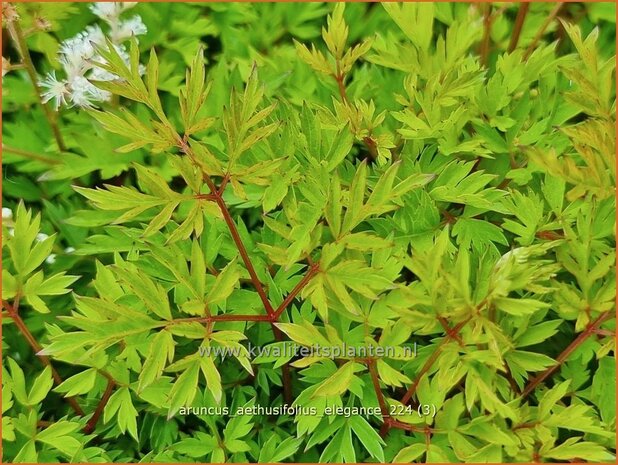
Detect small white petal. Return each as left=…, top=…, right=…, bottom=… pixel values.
left=39, top=72, right=71, bottom=110
left=68, top=75, right=111, bottom=108
left=2, top=207, right=13, bottom=220
left=64, top=246, right=76, bottom=254
left=90, top=3, right=137, bottom=23
left=90, top=2, right=122, bottom=22
left=58, top=25, right=106, bottom=79
left=45, top=254, right=57, bottom=264
left=84, top=24, right=106, bottom=46
left=113, top=15, right=147, bottom=42
left=36, top=233, right=50, bottom=242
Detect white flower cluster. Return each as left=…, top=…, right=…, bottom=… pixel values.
left=39, top=2, right=147, bottom=110
left=2, top=207, right=75, bottom=265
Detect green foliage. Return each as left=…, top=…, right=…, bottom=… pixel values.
left=2, top=2, right=616, bottom=464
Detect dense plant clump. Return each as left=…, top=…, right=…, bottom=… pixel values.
left=1, top=2, right=616, bottom=463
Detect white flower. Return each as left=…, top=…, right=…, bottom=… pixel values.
left=2, top=207, right=12, bottom=220
left=58, top=54, right=89, bottom=81
left=90, top=2, right=137, bottom=23
left=84, top=24, right=107, bottom=46
left=90, top=2, right=118, bottom=20
left=68, top=75, right=111, bottom=108
left=39, top=72, right=71, bottom=110
left=60, top=32, right=96, bottom=63
left=36, top=233, right=50, bottom=242
left=45, top=254, right=57, bottom=265
left=40, top=4, right=146, bottom=110
left=113, top=15, right=147, bottom=42
left=64, top=246, right=76, bottom=254
left=59, top=25, right=105, bottom=78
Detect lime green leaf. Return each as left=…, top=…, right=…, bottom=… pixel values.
left=207, top=258, right=239, bottom=307
left=138, top=330, right=175, bottom=392
left=313, top=361, right=361, bottom=397
left=167, top=359, right=200, bottom=418
left=53, top=368, right=97, bottom=397
left=27, top=366, right=54, bottom=406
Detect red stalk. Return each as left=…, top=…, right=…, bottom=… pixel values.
left=3, top=299, right=85, bottom=417
left=521, top=311, right=612, bottom=398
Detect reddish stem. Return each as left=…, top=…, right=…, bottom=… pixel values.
left=401, top=318, right=471, bottom=406
left=272, top=264, right=320, bottom=320
left=524, top=3, right=564, bottom=61
left=508, top=3, right=530, bottom=52
left=536, top=230, right=565, bottom=241
left=332, top=70, right=384, bottom=160
left=479, top=3, right=493, bottom=66
left=195, top=193, right=217, bottom=201
left=213, top=314, right=271, bottom=322
left=512, top=421, right=539, bottom=431
left=521, top=311, right=612, bottom=398
left=2, top=300, right=85, bottom=417
left=270, top=263, right=320, bottom=404
left=366, top=359, right=395, bottom=439
left=437, top=316, right=464, bottom=346
left=83, top=378, right=116, bottom=434
left=367, top=360, right=389, bottom=419
left=214, top=194, right=275, bottom=318
left=362, top=136, right=379, bottom=161
left=334, top=73, right=349, bottom=104
left=218, top=173, right=230, bottom=196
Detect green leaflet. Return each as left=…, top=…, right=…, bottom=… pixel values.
left=138, top=330, right=175, bottom=393
left=103, top=387, right=139, bottom=441
left=167, top=359, right=200, bottom=419
left=53, top=368, right=97, bottom=397
left=313, top=361, right=363, bottom=397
